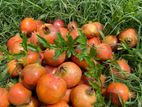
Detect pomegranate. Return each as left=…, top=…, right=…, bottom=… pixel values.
left=96, top=43, right=113, bottom=60
left=118, top=28, right=138, bottom=47
left=7, top=59, right=22, bottom=77
left=44, top=65, right=57, bottom=74
left=0, top=88, right=10, bottom=107
left=29, top=32, right=39, bottom=45
left=9, top=41, right=24, bottom=54
left=7, top=34, right=24, bottom=54
left=106, top=82, right=131, bottom=105
left=21, top=63, right=46, bottom=89
left=82, top=22, right=103, bottom=38
left=19, top=50, right=40, bottom=66
left=111, top=59, right=131, bottom=78
left=7, top=34, right=22, bottom=49
left=20, top=97, right=40, bottom=107
left=71, top=47, right=90, bottom=69
left=55, top=62, right=82, bottom=88
left=103, top=35, right=118, bottom=49
left=47, top=100, right=69, bottom=107
left=36, top=20, right=44, bottom=31
left=71, top=84, right=96, bottom=107
left=20, top=17, right=37, bottom=34
left=71, top=55, right=88, bottom=69
left=93, top=22, right=103, bottom=34
left=58, top=27, right=69, bottom=41
left=44, top=48, right=66, bottom=66
left=38, top=24, right=59, bottom=44
left=87, top=37, right=101, bottom=47
left=61, top=89, right=72, bottom=103
left=8, top=83, right=32, bottom=106
left=67, top=21, right=78, bottom=31
left=53, top=19, right=64, bottom=28
left=70, top=29, right=79, bottom=40
left=36, top=74, right=67, bottom=104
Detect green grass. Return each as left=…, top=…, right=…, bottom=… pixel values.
left=0, top=0, right=142, bottom=107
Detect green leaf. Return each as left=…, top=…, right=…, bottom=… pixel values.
left=20, top=33, right=28, bottom=51
left=54, top=33, right=67, bottom=47
left=77, top=29, right=87, bottom=45
left=27, top=44, right=41, bottom=52
left=66, top=33, right=74, bottom=46
left=0, top=68, right=9, bottom=83
left=12, top=51, right=26, bottom=59
left=89, top=47, right=97, bottom=58
left=0, top=46, right=9, bottom=55
left=37, top=35, right=51, bottom=48
left=99, top=30, right=105, bottom=40
left=53, top=49, right=64, bottom=60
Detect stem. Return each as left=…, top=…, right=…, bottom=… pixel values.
left=56, top=66, right=67, bottom=76
left=86, top=87, right=95, bottom=96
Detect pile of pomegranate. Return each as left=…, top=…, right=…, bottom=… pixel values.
left=0, top=18, right=137, bottom=107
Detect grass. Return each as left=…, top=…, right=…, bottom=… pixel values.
left=0, top=0, right=142, bottom=107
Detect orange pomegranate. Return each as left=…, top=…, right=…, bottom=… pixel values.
left=21, top=63, right=46, bottom=89
left=20, top=97, right=40, bottom=107
left=0, top=88, right=10, bottom=107
left=61, top=89, right=72, bottom=103
left=96, top=43, right=113, bottom=60
left=106, top=82, right=131, bottom=105
left=111, top=59, right=131, bottom=78
left=19, top=50, right=40, bottom=66
left=103, top=35, right=118, bottom=49
left=44, top=48, right=66, bottom=66
left=20, top=17, right=37, bottom=34
left=47, top=100, right=69, bottom=107
left=67, top=21, right=78, bottom=31
left=82, top=22, right=103, bottom=38
left=71, top=84, right=96, bottom=107
left=38, top=24, right=59, bottom=44
left=87, top=37, right=101, bottom=47
left=44, top=65, right=57, bottom=74
left=7, top=34, right=22, bottom=49
left=36, top=74, right=67, bottom=104
left=118, top=28, right=138, bottom=47
left=7, top=59, right=22, bottom=77
left=55, top=62, right=82, bottom=88
left=8, top=83, right=32, bottom=106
